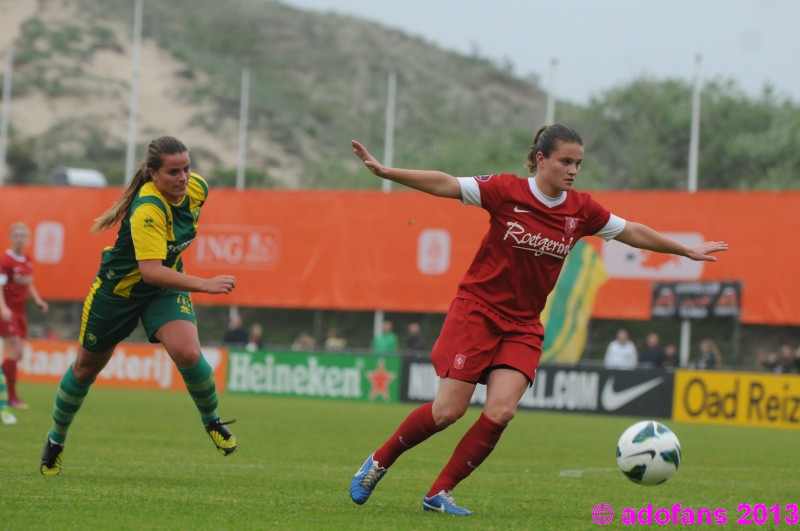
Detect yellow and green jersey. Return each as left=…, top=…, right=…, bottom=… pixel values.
left=94, top=173, right=209, bottom=299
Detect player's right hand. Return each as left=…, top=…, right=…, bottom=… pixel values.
left=205, top=275, right=237, bottom=294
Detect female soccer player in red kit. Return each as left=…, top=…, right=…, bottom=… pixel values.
left=348, top=124, right=728, bottom=515
left=0, top=222, right=49, bottom=410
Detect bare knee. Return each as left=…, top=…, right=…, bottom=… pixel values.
left=72, top=348, right=113, bottom=383
left=167, top=345, right=201, bottom=369
left=432, top=402, right=469, bottom=428
left=483, top=404, right=517, bottom=427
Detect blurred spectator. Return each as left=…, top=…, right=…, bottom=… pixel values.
left=404, top=322, right=425, bottom=355
left=639, top=332, right=665, bottom=368
left=246, top=323, right=265, bottom=352
left=662, top=343, right=679, bottom=368
left=222, top=314, right=248, bottom=347
left=603, top=328, right=638, bottom=369
left=694, top=338, right=722, bottom=370
left=371, top=320, right=399, bottom=354
left=774, top=344, right=796, bottom=374
left=757, top=348, right=779, bottom=372
left=324, top=328, right=347, bottom=351
left=43, top=324, right=60, bottom=341
left=292, top=332, right=316, bottom=351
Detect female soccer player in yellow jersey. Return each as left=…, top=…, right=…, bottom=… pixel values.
left=40, top=136, right=238, bottom=476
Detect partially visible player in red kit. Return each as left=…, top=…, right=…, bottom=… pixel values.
left=348, top=124, right=728, bottom=515
left=0, top=222, right=49, bottom=409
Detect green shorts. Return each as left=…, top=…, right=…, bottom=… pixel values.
left=79, top=285, right=196, bottom=353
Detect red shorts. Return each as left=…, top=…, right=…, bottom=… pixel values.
left=430, top=297, right=544, bottom=384
left=0, top=310, right=27, bottom=339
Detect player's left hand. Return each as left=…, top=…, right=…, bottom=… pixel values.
left=686, top=241, right=728, bottom=261
left=352, top=140, right=387, bottom=177
left=37, top=300, right=49, bottom=313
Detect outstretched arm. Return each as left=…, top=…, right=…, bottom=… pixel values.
left=614, top=222, right=728, bottom=261
left=352, top=140, right=461, bottom=199
left=139, top=260, right=236, bottom=294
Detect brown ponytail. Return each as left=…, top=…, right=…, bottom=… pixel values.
left=91, top=136, right=188, bottom=232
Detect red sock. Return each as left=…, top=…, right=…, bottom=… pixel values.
left=373, top=402, right=443, bottom=468
left=427, top=413, right=506, bottom=496
left=1, top=359, right=17, bottom=402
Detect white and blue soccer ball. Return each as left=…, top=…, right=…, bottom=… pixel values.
left=616, top=420, right=681, bottom=486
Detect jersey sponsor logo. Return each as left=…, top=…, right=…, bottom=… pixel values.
left=474, top=174, right=492, bottom=182
left=503, top=221, right=575, bottom=259
left=143, top=217, right=155, bottom=228
left=603, top=232, right=705, bottom=279
left=513, top=206, right=532, bottom=213
left=454, top=353, right=466, bottom=369
left=565, top=217, right=578, bottom=235
left=600, top=376, right=665, bottom=411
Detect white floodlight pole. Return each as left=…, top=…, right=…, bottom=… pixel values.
left=545, top=58, right=557, bottom=125
left=679, top=54, right=703, bottom=367
left=124, top=0, right=144, bottom=184
left=235, top=67, right=251, bottom=191
left=0, top=46, right=14, bottom=185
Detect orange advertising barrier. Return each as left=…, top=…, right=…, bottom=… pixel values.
left=0, top=186, right=794, bottom=324
left=15, top=339, right=228, bottom=392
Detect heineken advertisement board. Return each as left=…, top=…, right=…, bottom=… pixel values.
left=226, top=350, right=400, bottom=402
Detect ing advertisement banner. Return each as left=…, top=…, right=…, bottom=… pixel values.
left=0, top=187, right=794, bottom=324
left=673, top=370, right=800, bottom=430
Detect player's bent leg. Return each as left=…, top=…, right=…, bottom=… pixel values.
left=157, top=320, right=237, bottom=456
left=350, top=452, right=387, bottom=505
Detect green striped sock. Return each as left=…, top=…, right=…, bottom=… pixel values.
left=178, top=353, right=219, bottom=425
left=0, top=369, right=8, bottom=409
left=48, top=364, right=94, bottom=444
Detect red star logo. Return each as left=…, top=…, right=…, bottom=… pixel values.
left=366, top=359, right=396, bottom=400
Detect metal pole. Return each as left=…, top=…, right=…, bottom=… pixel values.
left=679, top=319, right=691, bottom=368
left=381, top=70, right=396, bottom=193
left=0, top=47, right=14, bottom=185
left=124, top=0, right=143, bottom=184
left=687, top=54, right=702, bottom=193
left=235, top=67, right=250, bottom=191
left=679, top=55, right=703, bottom=366
left=545, top=58, right=557, bottom=125
left=375, top=71, right=397, bottom=340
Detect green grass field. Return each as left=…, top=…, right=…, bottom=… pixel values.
left=2, top=382, right=798, bottom=530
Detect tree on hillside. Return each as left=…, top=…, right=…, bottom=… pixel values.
left=559, top=77, right=800, bottom=190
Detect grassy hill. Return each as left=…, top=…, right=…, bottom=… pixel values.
left=3, top=0, right=549, bottom=188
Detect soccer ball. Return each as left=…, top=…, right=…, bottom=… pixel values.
left=616, top=420, right=681, bottom=486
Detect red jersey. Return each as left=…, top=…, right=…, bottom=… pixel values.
left=0, top=250, right=34, bottom=312
left=456, top=173, right=623, bottom=324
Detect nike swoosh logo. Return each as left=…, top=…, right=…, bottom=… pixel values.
left=399, top=436, right=411, bottom=448
left=423, top=501, right=445, bottom=512
left=601, top=376, right=665, bottom=411
left=466, top=461, right=477, bottom=469
left=514, top=206, right=532, bottom=213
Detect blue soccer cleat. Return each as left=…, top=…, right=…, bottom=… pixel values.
left=422, top=490, right=472, bottom=515
left=349, top=452, right=387, bottom=504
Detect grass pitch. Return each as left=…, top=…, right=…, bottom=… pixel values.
left=2, top=382, right=798, bottom=530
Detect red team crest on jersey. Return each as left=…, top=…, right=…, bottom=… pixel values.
left=565, top=217, right=578, bottom=235
left=454, top=353, right=467, bottom=370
